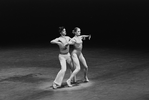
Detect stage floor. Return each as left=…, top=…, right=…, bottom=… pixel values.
left=0, top=47, right=149, bottom=100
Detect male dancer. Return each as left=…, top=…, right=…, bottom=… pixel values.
left=50, top=26, right=75, bottom=89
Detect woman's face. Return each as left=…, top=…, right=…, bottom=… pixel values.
left=75, top=28, right=81, bottom=36
left=61, top=29, right=66, bottom=36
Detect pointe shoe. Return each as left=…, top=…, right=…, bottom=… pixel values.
left=66, top=80, right=73, bottom=87
left=84, top=78, right=89, bottom=82
left=52, top=82, right=61, bottom=89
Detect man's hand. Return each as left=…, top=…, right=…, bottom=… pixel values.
left=63, top=44, right=69, bottom=50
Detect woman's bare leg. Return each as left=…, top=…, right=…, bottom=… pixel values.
left=66, top=53, right=80, bottom=86
left=79, top=53, right=89, bottom=82
left=66, top=56, right=76, bottom=83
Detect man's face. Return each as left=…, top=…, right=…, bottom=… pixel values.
left=61, top=29, right=66, bottom=35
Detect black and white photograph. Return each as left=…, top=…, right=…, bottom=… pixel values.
left=0, top=0, right=149, bottom=100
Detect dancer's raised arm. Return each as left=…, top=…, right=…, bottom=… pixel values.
left=81, top=35, right=91, bottom=40
left=67, top=38, right=76, bottom=45
left=50, top=38, right=62, bottom=45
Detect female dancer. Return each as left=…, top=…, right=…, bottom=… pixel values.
left=50, top=27, right=75, bottom=89
left=66, top=27, right=91, bottom=86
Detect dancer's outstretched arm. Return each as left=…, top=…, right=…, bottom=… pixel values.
left=63, top=38, right=75, bottom=48
left=81, top=35, right=91, bottom=40
left=50, top=38, right=62, bottom=45
left=68, top=38, right=76, bottom=45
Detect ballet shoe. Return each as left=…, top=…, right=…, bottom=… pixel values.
left=52, top=82, right=61, bottom=89
left=84, top=78, right=89, bottom=82
left=66, top=80, right=73, bottom=87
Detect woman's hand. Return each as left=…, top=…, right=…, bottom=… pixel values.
left=88, top=35, right=91, bottom=40
left=81, top=35, right=91, bottom=40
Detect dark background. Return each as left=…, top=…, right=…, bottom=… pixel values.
left=0, top=0, right=149, bottom=49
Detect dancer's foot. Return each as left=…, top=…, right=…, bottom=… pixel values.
left=84, top=77, right=89, bottom=82
left=66, top=79, right=73, bottom=87
left=52, top=82, right=61, bottom=89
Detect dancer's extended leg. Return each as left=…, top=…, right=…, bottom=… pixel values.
left=67, top=57, right=76, bottom=83
left=79, top=53, right=89, bottom=82
left=66, top=53, right=80, bottom=86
